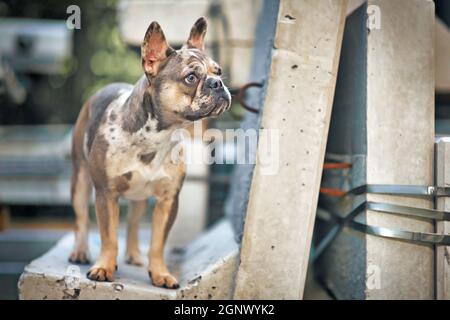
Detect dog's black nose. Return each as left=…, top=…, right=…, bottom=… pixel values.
left=206, top=77, right=223, bottom=90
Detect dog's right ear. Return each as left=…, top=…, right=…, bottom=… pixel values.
left=141, top=22, right=174, bottom=76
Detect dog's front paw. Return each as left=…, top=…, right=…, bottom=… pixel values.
left=87, top=265, right=115, bottom=282
left=69, top=249, right=90, bottom=265
left=125, top=252, right=145, bottom=266
left=148, top=270, right=179, bottom=289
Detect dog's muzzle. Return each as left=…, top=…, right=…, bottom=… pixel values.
left=204, top=76, right=231, bottom=115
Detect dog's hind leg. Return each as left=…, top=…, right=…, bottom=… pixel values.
left=70, top=102, right=92, bottom=264
left=69, top=162, right=92, bottom=264
left=125, top=200, right=147, bottom=266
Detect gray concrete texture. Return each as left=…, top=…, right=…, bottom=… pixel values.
left=19, top=220, right=238, bottom=299
left=318, top=0, right=435, bottom=299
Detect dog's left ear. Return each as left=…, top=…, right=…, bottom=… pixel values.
left=141, top=21, right=174, bottom=76
left=185, top=17, right=207, bottom=51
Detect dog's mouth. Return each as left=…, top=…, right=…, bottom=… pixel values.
left=183, top=104, right=218, bottom=121
left=211, top=96, right=231, bottom=116
left=183, top=92, right=231, bottom=121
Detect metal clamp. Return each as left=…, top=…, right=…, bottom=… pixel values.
left=314, top=184, right=450, bottom=262
left=230, top=82, right=263, bottom=113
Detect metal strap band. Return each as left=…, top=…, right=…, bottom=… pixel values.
left=367, top=202, right=450, bottom=221
left=313, top=184, right=450, bottom=261
left=318, top=200, right=450, bottom=223
left=313, top=199, right=450, bottom=262
left=348, top=220, right=450, bottom=246
left=348, top=184, right=450, bottom=197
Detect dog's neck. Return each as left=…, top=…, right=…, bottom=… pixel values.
left=119, top=76, right=159, bottom=132
left=117, top=75, right=186, bottom=158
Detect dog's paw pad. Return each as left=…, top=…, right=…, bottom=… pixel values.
left=149, top=271, right=179, bottom=289
left=87, top=267, right=114, bottom=282
left=163, top=282, right=180, bottom=289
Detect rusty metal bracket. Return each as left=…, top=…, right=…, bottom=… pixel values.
left=230, top=82, right=263, bottom=113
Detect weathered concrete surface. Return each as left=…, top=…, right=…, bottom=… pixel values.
left=365, top=0, right=435, bottom=300
left=19, top=219, right=237, bottom=300
left=233, top=0, right=347, bottom=299
left=318, top=0, right=435, bottom=300
left=435, top=138, right=450, bottom=300
left=178, top=222, right=239, bottom=299
left=436, top=18, right=450, bottom=92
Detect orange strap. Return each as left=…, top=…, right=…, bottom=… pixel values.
left=320, top=162, right=352, bottom=197
left=319, top=188, right=347, bottom=197
left=323, top=162, right=352, bottom=170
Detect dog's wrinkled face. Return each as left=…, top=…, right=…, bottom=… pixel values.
left=141, top=17, right=231, bottom=125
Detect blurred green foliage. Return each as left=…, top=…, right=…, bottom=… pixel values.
left=0, top=0, right=142, bottom=124
left=81, top=1, right=142, bottom=101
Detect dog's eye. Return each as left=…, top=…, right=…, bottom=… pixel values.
left=184, top=73, right=198, bottom=85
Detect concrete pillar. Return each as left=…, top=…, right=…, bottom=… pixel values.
left=233, top=0, right=347, bottom=299
left=365, top=0, right=434, bottom=299
left=319, top=0, right=435, bottom=299
left=435, top=138, right=450, bottom=300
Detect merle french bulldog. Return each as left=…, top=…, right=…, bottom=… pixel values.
left=69, top=17, right=231, bottom=289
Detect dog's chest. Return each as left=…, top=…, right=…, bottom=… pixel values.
left=103, top=119, right=178, bottom=199
left=121, top=158, right=169, bottom=200
left=110, top=143, right=175, bottom=200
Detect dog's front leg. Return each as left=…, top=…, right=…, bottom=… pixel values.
left=87, top=190, right=119, bottom=282
left=148, top=194, right=179, bottom=289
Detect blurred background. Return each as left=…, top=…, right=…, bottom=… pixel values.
left=0, top=0, right=262, bottom=299
left=1, top=0, right=450, bottom=300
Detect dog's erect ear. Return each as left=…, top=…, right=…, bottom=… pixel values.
left=185, top=17, right=207, bottom=51
left=141, top=21, right=173, bottom=76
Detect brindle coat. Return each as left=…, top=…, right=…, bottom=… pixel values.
left=70, top=17, right=230, bottom=289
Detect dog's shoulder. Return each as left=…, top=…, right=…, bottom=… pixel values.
left=85, top=83, right=133, bottom=152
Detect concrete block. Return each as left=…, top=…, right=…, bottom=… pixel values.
left=319, top=0, right=435, bottom=300
left=233, top=0, right=347, bottom=299
left=18, top=219, right=237, bottom=300
left=365, top=0, right=434, bottom=300
left=178, top=221, right=239, bottom=299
